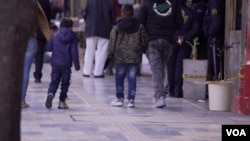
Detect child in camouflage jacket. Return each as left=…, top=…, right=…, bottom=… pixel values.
left=108, top=4, right=148, bottom=108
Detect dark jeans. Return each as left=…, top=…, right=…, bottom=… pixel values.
left=48, top=67, right=71, bottom=102
left=34, top=38, right=46, bottom=80
left=167, top=42, right=191, bottom=97
left=115, top=63, right=139, bottom=101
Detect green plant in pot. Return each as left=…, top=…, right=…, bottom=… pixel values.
left=186, top=37, right=199, bottom=60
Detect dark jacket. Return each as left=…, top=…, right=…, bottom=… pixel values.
left=47, top=28, right=80, bottom=70
left=192, top=0, right=206, bottom=28
left=174, top=3, right=199, bottom=41
left=108, top=18, right=148, bottom=64
left=203, top=0, right=224, bottom=38
left=37, top=0, right=51, bottom=40
left=83, top=0, right=116, bottom=39
left=136, top=0, right=183, bottom=42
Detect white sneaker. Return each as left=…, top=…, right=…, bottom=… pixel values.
left=110, top=99, right=124, bottom=107
left=155, top=96, right=166, bottom=108
left=127, top=100, right=135, bottom=108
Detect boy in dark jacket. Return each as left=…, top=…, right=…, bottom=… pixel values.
left=45, top=18, right=80, bottom=109
left=108, top=4, right=148, bottom=108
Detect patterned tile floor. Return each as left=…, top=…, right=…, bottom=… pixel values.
left=21, top=61, right=250, bottom=141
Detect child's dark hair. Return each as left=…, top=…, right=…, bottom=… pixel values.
left=60, top=18, right=74, bottom=28
left=121, top=4, right=134, bottom=18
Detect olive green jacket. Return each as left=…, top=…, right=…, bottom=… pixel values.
left=108, top=18, right=148, bottom=64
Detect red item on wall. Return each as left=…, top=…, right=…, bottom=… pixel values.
left=233, top=95, right=250, bottom=115
left=239, top=65, right=250, bottom=96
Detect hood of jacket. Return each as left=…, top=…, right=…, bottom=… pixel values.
left=56, top=28, right=75, bottom=44
left=115, top=18, right=140, bottom=34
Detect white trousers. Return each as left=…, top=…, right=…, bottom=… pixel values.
left=83, top=36, right=109, bottom=76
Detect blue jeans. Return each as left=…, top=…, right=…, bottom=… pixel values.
left=22, top=37, right=37, bottom=101
left=21, top=37, right=38, bottom=101
left=48, top=67, right=71, bottom=102
left=115, top=63, right=139, bottom=101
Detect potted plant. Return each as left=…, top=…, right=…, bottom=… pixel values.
left=182, top=37, right=208, bottom=100
left=186, top=37, right=199, bottom=60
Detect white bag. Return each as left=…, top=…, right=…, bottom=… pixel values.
left=118, top=0, right=135, bottom=5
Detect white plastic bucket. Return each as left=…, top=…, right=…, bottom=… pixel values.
left=208, top=82, right=233, bottom=111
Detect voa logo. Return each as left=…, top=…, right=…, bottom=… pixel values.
left=226, top=129, right=247, bottom=136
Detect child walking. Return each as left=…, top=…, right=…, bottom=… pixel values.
left=108, top=4, right=148, bottom=108
left=45, top=18, right=80, bottom=109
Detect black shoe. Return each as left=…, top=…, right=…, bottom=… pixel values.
left=175, top=92, right=183, bottom=98
left=169, top=94, right=175, bottom=97
left=83, top=74, right=90, bottom=77
left=94, top=75, right=105, bottom=78
left=34, top=72, right=42, bottom=81
left=168, top=92, right=175, bottom=97
left=45, top=93, right=54, bottom=109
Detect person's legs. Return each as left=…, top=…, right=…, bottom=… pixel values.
left=126, top=64, right=139, bottom=101
left=21, top=37, right=38, bottom=108
left=126, top=64, right=139, bottom=108
left=174, top=43, right=191, bottom=98
left=167, top=45, right=178, bottom=96
left=146, top=41, right=165, bottom=99
left=146, top=39, right=172, bottom=108
left=58, top=68, right=71, bottom=109
left=115, top=64, right=127, bottom=99
left=46, top=67, right=61, bottom=109
left=34, top=38, right=46, bottom=82
left=83, top=37, right=97, bottom=76
left=60, top=68, right=71, bottom=101
left=110, top=64, right=127, bottom=107
left=94, top=37, right=109, bottom=76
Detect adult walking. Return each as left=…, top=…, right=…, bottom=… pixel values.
left=33, top=0, right=51, bottom=83
left=137, top=0, right=183, bottom=108
left=82, top=0, right=116, bottom=78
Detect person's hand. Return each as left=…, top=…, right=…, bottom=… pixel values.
left=177, top=36, right=184, bottom=45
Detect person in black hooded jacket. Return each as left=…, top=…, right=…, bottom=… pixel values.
left=136, top=0, right=183, bottom=108
left=108, top=4, right=148, bottom=108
